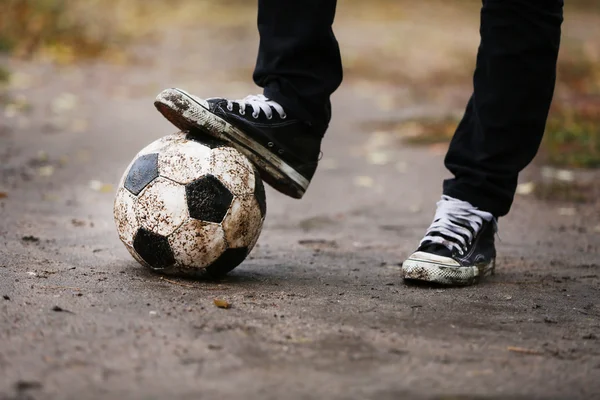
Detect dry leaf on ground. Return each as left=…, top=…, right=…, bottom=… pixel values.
left=214, top=299, right=232, bottom=309
left=507, top=346, right=543, bottom=355
left=89, top=180, right=114, bottom=193
left=38, top=166, right=55, bottom=177
left=516, top=182, right=535, bottom=196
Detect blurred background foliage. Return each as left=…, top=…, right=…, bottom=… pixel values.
left=0, top=0, right=251, bottom=63
left=0, top=0, right=598, bottom=168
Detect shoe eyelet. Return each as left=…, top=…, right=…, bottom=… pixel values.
left=266, top=115, right=273, bottom=120
left=267, top=142, right=274, bottom=148
left=227, top=104, right=233, bottom=111
left=252, top=112, right=259, bottom=119
left=278, top=149, right=284, bottom=155
left=239, top=110, right=245, bottom=116
left=280, top=113, right=287, bottom=119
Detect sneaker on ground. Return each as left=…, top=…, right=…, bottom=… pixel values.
left=402, top=195, right=497, bottom=286
left=154, top=88, right=323, bottom=199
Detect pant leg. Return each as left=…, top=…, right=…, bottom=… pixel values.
left=253, top=0, right=342, bottom=136
left=443, top=0, right=564, bottom=217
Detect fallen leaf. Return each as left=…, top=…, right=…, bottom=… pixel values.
left=0, top=192, right=7, bottom=199
left=22, top=236, right=40, bottom=242
left=89, top=180, right=113, bottom=193
left=214, top=299, right=232, bottom=309
left=51, top=93, right=78, bottom=113
left=516, top=182, right=535, bottom=196
left=38, top=165, right=55, bottom=177
left=287, top=337, right=312, bottom=344
left=556, top=169, right=574, bottom=182
left=367, top=151, right=390, bottom=165
left=507, top=346, right=542, bottom=355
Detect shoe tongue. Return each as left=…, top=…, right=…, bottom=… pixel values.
left=418, top=241, right=453, bottom=258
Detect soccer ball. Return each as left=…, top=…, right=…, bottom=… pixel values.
left=113, top=131, right=266, bottom=278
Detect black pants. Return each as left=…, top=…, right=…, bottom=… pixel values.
left=253, top=0, right=564, bottom=217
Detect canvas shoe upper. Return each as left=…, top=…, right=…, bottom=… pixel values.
left=154, top=88, right=322, bottom=199
left=402, top=195, right=497, bottom=286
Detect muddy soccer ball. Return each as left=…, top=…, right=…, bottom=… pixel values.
left=113, top=131, right=266, bottom=278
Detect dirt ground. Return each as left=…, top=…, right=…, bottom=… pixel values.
left=1, top=4, right=600, bottom=400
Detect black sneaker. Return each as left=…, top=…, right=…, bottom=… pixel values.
left=154, top=88, right=322, bottom=199
left=402, top=195, right=497, bottom=286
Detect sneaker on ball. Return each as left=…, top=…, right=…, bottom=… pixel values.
left=154, top=88, right=323, bottom=199
left=402, top=195, right=497, bottom=286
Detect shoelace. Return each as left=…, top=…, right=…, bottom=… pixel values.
left=420, top=195, right=495, bottom=255
left=225, top=94, right=286, bottom=120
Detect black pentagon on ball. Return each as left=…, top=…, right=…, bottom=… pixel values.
left=133, top=227, right=175, bottom=269
left=254, top=173, right=267, bottom=218
left=185, top=131, right=226, bottom=149
left=185, top=174, right=234, bottom=223
left=124, top=153, right=159, bottom=195
left=204, top=247, right=249, bottom=279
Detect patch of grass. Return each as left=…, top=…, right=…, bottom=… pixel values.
left=534, top=181, right=593, bottom=203
left=0, top=66, right=10, bottom=109
left=543, top=105, right=600, bottom=168
left=0, top=66, right=9, bottom=84
left=557, top=44, right=600, bottom=96
left=0, top=0, right=115, bottom=60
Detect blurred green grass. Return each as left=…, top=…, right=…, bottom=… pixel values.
left=0, top=0, right=599, bottom=169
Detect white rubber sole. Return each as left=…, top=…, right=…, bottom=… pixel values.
left=402, top=251, right=495, bottom=286
left=154, top=88, right=309, bottom=199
